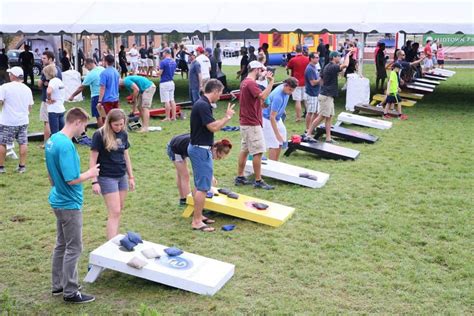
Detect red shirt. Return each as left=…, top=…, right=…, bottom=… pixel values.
left=239, top=78, right=263, bottom=126
left=424, top=44, right=432, bottom=58
left=287, top=54, right=309, bottom=86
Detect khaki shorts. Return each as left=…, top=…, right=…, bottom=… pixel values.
left=240, top=125, right=266, bottom=155
left=40, top=101, right=49, bottom=122
left=292, top=86, right=306, bottom=101
left=317, top=94, right=335, bottom=118
left=138, top=84, right=156, bottom=108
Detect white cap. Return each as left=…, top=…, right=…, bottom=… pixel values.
left=7, top=66, right=24, bottom=78
left=248, top=61, right=265, bottom=69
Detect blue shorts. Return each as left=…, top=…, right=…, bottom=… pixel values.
left=91, top=96, right=100, bottom=118
left=187, top=144, right=213, bottom=192
left=386, top=94, right=401, bottom=104
left=166, top=143, right=186, bottom=162
left=98, top=175, right=129, bottom=195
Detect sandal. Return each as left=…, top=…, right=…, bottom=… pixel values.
left=202, top=217, right=215, bottom=224
left=192, top=224, right=215, bottom=232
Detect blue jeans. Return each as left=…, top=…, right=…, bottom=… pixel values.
left=189, top=88, right=200, bottom=105
left=49, top=112, right=65, bottom=135
left=187, top=144, right=213, bottom=192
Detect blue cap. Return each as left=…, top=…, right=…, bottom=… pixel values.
left=205, top=47, right=213, bottom=55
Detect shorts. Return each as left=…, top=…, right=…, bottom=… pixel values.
left=90, top=96, right=100, bottom=118
left=262, top=118, right=287, bottom=149
left=40, top=101, right=49, bottom=122
left=166, top=143, right=186, bottom=162
left=386, top=94, right=401, bottom=104
left=159, top=81, right=175, bottom=103
left=437, top=60, right=445, bottom=65
left=98, top=175, right=129, bottom=195
left=138, top=84, right=156, bottom=108
left=0, top=124, right=28, bottom=145
left=139, top=59, right=147, bottom=67
left=147, top=58, right=154, bottom=67
left=317, top=94, right=335, bottom=117
left=130, top=61, right=139, bottom=72
left=240, top=125, right=266, bottom=155
left=423, top=58, right=434, bottom=69
left=305, top=95, right=319, bottom=113
left=292, top=86, right=306, bottom=101
left=102, top=101, right=120, bottom=115
left=187, top=144, right=213, bottom=192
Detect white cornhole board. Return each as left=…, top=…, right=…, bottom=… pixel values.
left=84, top=234, right=234, bottom=296
left=337, top=112, right=392, bottom=130
left=345, top=75, right=370, bottom=111
left=6, top=143, right=18, bottom=159
left=410, top=81, right=436, bottom=89
left=431, top=69, right=455, bottom=77
left=62, top=70, right=83, bottom=102
left=424, top=74, right=447, bottom=81
left=406, top=84, right=434, bottom=93
left=414, top=78, right=440, bottom=85
left=244, top=159, right=329, bottom=188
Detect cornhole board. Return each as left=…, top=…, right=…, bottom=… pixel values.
left=410, top=81, right=436, bottom=89
left=424, top=74, right=447, bottom=81
left=414, top=78, right=440, bottom=85
left=219, top=90, right=241, bottom=101
left=431, top=69, right=455, bottom=77
left=337, top=112, right=392, bottom=130
left=87, top=122, right=98, bottom=129
left=243, top=159, right=329, bottom=188
left=84, top=234, right=234, bottom=296
left=27, top=132, right=44, bottom=142
left=182, top=188, right=295, bottom=227
left=370, top=94, right=416, bottom=107
left=176, top=100, right=193, bottom=108
left=6, top=143, right=18, bottom=159
left=135, top=106, right=181, bottom=118
left=405, top=84, right=434, bottom=93
left=353, top=104, right=398, bottom=117
left=316, top=124, right=379, bottom=144
left=284, top=141, right=360, bottom=160
left=399, top=92, right=424, bottom=100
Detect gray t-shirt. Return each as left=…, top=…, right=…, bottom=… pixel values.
left=189, top=60, right=201, bottom=91
left=320, top=63, right=341, bottom=98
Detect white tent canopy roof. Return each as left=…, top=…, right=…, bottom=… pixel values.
left=1, top=0, right=473, bottom=34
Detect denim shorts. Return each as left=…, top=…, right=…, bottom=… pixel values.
left=90, top=96, right=100, bottom=118
left=98, top=175, right=129, bottom=195
left=187, top=144, right=213, bottom=192
left=166, top=143, right=186, bottom=162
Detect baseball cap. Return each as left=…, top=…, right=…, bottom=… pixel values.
left=7, top=66, right=23, bottom=77
left=196, top=46, right=204, bottom=54
left=248, top=61, right=265, bottom=69
left=329, top=51, right=341, bottom=59
left=205, top=47, right=212, bottom=55
left=163, top=48, right=171, bottom=55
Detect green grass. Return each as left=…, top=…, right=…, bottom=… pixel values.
left=0, top=65, right=473, bottom=314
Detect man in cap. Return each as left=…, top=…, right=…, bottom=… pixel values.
left=235, top=60, right=275, bottom=190
left=304, top=49, right=352, bottom=144
left=0, top=67, right=34, bottom=174
left=195, top=46, right=211, bottom=91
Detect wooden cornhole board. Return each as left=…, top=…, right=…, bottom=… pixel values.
left=134, top=106, right=181, bottom=118
left=405, top=84, right=434, bottom=93
left=353, top=104, right=399, bottom=117
left=284, top=141, right=360, bottom=160
left=414, top=78, right=440, bottom=85
left=370, top=94, right=416, bottom=107
left=424, top=74, right=447, bottom=81
left=243, top=159, right=329, bottom=188
left=337, top=112, right=392, bottom=130
left=399, top=92, right=424, bottom=100
left=182, top=188, right=295, bottom=227
left=317, top=124, right=379, bottom=144
left=84, top=234, right=235, bottom=296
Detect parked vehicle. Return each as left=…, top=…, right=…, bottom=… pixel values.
left=6, top=50, right=43, bottom=76
left=222, top=42, right=243, bottom=58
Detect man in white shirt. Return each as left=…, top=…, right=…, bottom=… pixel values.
left=0, top=67, right=34, bottom=173
left=128, top=43, right=139, bottom=75
left=195, top=46, right=211, bottom=91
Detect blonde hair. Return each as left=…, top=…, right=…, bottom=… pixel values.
left=100, top=109, right=127, bottom=151
left=43, top=64, right=57, bottom=80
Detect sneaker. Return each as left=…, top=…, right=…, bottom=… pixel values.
left=253, top=180, right=274, bottom=190
left=179, top=198, right=187, bottom=206
left=234, top=176, right=251, bottom=186
left=399, top=114, right=408, bottom=120
left=302, top=134, right=318, bottom=143
left=16, top=166, right=26, bottom=173
left=52, top=284, right=82, bottom=296
left=63, top=291, right=95, bottom=304
left=383, top=114, right=392, bottom=120
left=0, top=167, right=5, bottom=174
left=325, top=139, right=338, bottom=145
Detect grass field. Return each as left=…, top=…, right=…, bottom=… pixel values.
left=0, top=65, right=473, bottom=314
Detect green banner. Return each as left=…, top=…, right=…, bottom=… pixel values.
left=423, top=34, right=474, bottom=47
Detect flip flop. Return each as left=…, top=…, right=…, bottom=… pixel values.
left=202, top=218, right=215, bottom=224
left=192, top=225, right=215, bottom=232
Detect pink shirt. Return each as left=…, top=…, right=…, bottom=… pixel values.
left=437, top=48, right=445, bottom=60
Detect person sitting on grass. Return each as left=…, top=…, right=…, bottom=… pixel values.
left=384, top=62, right=407, bottom=120
left=167, top=133, right=233, bottom=206
left=89, top=109, right=135, bottom=240
left=262, top=77, right=298, bottom=161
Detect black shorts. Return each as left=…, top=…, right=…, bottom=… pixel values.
left=386, top=94, right=401, bottom=104
left=437, top=60, right=445, bottom=65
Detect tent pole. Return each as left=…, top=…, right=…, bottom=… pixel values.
left=210, top=31, right=214, bottom=50
left=72, top=33, right=78, bottom=71
left=359, top=32, right=367, bottom=76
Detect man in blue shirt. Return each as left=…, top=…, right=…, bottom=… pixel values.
left=304, top=53, right=322, bottom=132
left=158, top=48, right=177, bottom=121
left=188, top=52, right=201, bottom=105
left=45, top=107, right=99, bottom=304
left=262, top=77, right=297, bottom=160
left=68, top=58, right=105, bottom=127
left=98, top=55, right=120, bottom=118
left=121, top=75, right=156, bottom=132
